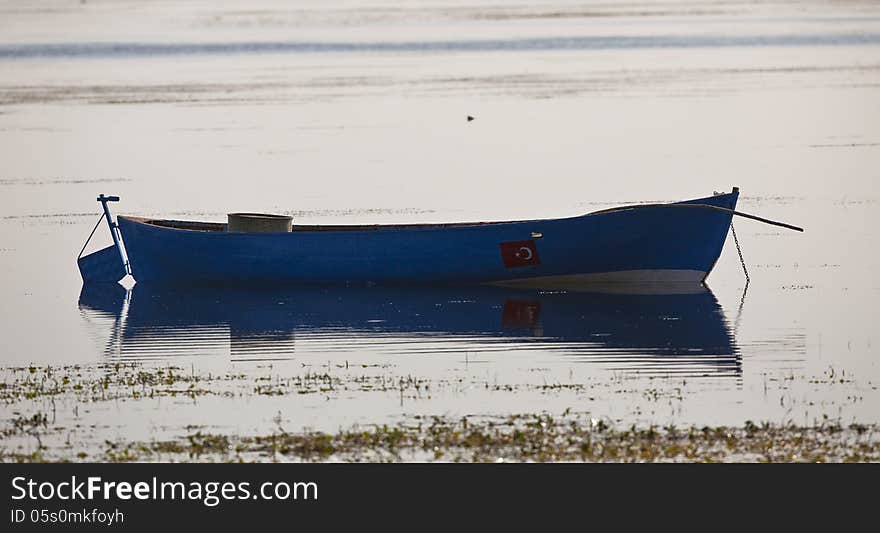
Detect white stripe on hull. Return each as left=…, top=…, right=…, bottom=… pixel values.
left=488, top=269, right=707, bottom=293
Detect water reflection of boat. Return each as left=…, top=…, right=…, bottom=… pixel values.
left=78, top=283, right=740, bottom=375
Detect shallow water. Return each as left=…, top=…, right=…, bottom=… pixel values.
left=1, top=1, right=879, bottom=449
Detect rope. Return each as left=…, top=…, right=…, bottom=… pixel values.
left=77, top=213, right=106, bottom=260
left=730, top=221, right=750, bottom=336
left=730, top=221, right=750, bottom=285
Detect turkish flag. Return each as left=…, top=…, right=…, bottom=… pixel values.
left=500, top=239, right=540, bottom=268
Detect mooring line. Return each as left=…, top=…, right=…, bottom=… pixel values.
left=77, top=213, right=106, bottom=260
left=730, top=221, right=750, bottom=285
left=730, top=221, right=750, bottom=335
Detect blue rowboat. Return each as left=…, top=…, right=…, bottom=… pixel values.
left=76, top=187, right=799, bottom=286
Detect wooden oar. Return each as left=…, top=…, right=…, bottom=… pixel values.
left=595, top=203, right=804, bottom=232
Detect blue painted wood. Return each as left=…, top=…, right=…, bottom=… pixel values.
left=77, top=244, right=127, bottom=283
left=116, top=190, right=739, bottom=286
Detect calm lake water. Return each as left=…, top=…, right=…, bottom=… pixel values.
left=1, top=0, right=878, bottom=445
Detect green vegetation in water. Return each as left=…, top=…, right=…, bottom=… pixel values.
left=0, top=364, right=438, bottom=403
left=0, top=364, right=244, bottom=403
left=4, top=414, right=876, bottom=463
left=2, top=363, right=877, bottom=463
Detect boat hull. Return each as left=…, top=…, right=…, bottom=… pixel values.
left=117, top=190, right=738, bottom=286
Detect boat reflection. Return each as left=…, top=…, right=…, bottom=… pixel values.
left=78, top=283, right=740, bottom=376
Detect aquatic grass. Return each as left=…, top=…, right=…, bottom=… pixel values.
left=0, top=362, right=694, bottom=408
left=0, top=364, right=235, bottom=403
left=1, top=364, right=436, bottom=404
left=56, top=414, right=880, bottom=463
left=0, top=412, right=49, bottom=440
left=2, top=363, right=878, bottom=463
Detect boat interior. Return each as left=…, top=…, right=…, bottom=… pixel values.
left=119, top=216, right=513, bottom=233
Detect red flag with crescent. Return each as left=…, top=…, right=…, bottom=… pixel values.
left=499, top=240, right=540, bottom=268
